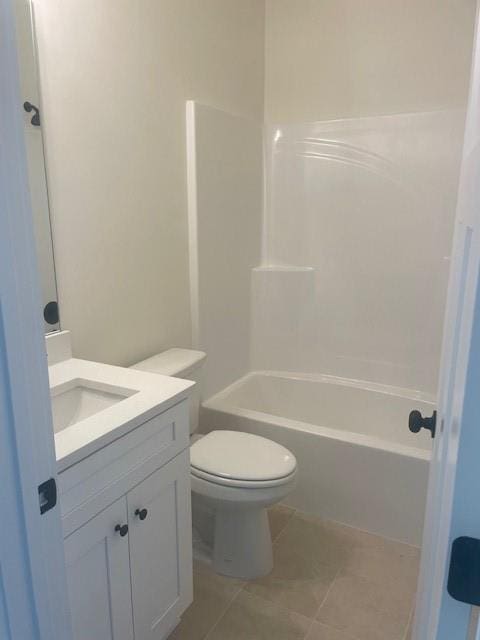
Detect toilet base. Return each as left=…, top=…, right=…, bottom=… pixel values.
left=191, top=469, right=297, bottom=580
left=213, top=507, right=273, bottom=579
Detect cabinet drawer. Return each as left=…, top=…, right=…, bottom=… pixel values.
left=59, top=400, right=189, bottom=535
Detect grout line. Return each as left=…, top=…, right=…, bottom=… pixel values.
left=273, top=509, right=297, bottom=545
left=203, top=588, right=243, bottom=640
left=306, top=621, right=360, bottom=640
left=283, top=505, right=420, bottom=555
left=312, top=563, right=413, bottom=640
left=301, top=617, right=317, bottom=640
left=402, top=607, right=414, bottom=640
left=313, top=565, right=343, bottom=620
left=199, top=507, right=416, bottom=639
left=203, top=590, right=315, bottom=640
left=190, top=567, right=244, bottom=640
left=272, top=505, right=297, bottom=544
left=238, top=542, right=343, bottom=624
left=272, top=510, right=296, bottom=543
left=237, top=590, right=314, bottom=627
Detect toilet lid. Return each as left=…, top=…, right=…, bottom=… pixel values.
left=190, top=431, right=296, bottom=482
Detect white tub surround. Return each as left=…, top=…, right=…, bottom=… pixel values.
left=202, top=372, right=434, bottom=545
left=186, top=102, right=262, bottom=399
left=259, top=110, right=465, bottom=393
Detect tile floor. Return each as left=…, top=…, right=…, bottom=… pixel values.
left=169, top=505, right=418, bottom=640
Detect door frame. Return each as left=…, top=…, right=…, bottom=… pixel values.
left=414, top=3, right=480, bottom=637
left=0, top=0, right=71, bottom=637
left=3, top=0, right=480, bottom=637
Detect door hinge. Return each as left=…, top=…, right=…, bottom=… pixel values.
left=38, top=477, right=57, bottom=515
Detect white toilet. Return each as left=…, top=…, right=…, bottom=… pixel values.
left=131, top=348, right=297, bottom=579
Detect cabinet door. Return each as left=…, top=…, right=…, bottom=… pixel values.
left=64, top=498, right=134, bottom=640
left=128, top=450, right=193, bottom=640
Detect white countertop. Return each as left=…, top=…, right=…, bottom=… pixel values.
left=50, top=358, right=194, bottom=472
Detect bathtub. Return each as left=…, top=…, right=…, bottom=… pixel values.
left=201, top=371, right=434, bottom=545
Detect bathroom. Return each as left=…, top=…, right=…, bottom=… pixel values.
left=3, top=1, right=480, bottom=639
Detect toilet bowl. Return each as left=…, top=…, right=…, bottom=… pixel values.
left=131, top=349, right=297, bottom=579
left=190, top=430, right=297, bottom=578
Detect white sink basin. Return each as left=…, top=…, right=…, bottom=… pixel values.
left=51, top=380, right=136, bottom=433
left=49, top=357, right=194, bottom=471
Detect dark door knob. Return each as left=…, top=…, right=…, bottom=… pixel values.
left=115, top=523, right=129, bottom=537
left=409, top=410, right=437, bottom=438
left=135, top=508, right=148, bottom=521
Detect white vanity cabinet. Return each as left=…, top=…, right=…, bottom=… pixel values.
left=64, top=497, right=134, bottom=640
left=59, top=400, right=193, bottom=640
left=128, top=453, right=192, bottom=640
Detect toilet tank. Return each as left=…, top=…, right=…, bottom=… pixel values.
left=130, top=348, right=206, bottom=434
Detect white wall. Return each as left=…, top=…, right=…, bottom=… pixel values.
left=34, top=0, right=265, bottom=366
left=264, top=0, right=476, bottom=123
left=187, top=103, right=263, bottom=398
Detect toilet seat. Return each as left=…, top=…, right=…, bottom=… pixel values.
left=191, top=466, right=297, bottom=489
left=190, top=430, right=297, bottom=488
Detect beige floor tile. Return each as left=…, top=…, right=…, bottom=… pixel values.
left=305, top=622, right=357, bottom=640
left=244, top=542, right=338, bottom=618
left=316, top=573, right=411, bottom=640
left=275, top=512, right=354, bottom=568
left=169, top=562, right=244, bottom=640
left=206, top=591, right=311, bottom=640
left=322, top=520, right=418, bottom=553
left=339, top=543, right=419, bottom=593
left=173, top=511, right=419, bottom=640
left=319, top=572, right=413, bottom=619
left=268, top=504, right=296, bottom=541
left=278, top=512, right=418, bottom=593
left=324, top=520, right=419, bottom=611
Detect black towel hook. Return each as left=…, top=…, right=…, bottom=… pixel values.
left=23, top=101, right=40, bottom=126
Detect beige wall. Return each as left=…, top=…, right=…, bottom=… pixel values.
left=264, top=0, right=476, bottom=123
left=34, top=0, right=265, bottom=365
left=187, top=103, right=263, bottom=399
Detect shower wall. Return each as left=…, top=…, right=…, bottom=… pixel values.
left=253, top=0, right=476, bottom=396
left=188, top=108, right=467, bottom=398
left=253, top=111, right=465, bottom=394
left=187, top=2, right=475, bottom=400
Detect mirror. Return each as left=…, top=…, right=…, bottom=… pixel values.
left=14, top=0, right=59, bottom=333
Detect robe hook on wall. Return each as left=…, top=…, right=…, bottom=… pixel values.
left=23, top=101, right=40, bottom=126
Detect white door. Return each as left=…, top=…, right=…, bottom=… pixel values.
left=414, top=5, right=480, bottom=639
left=128, top=451, right=193, bottom=640
left=64, top=498, right=134, bottom=640
left=0, top=0, right=71, bottom=638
